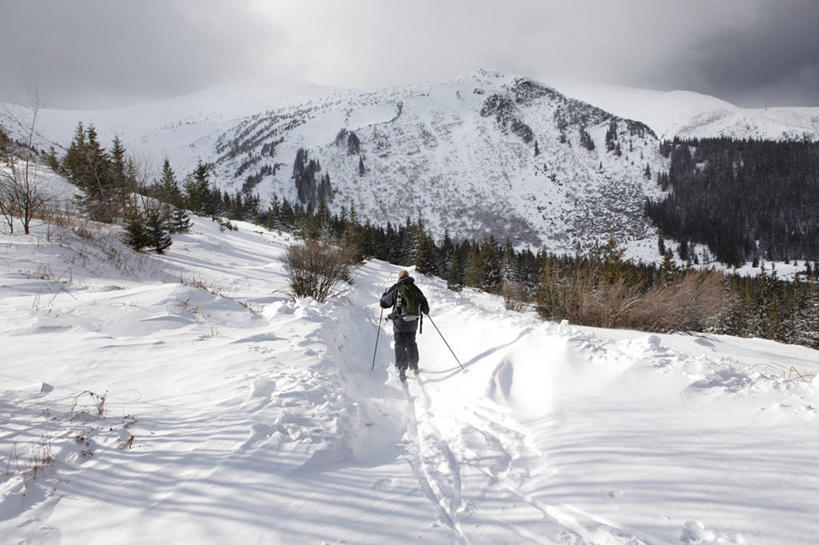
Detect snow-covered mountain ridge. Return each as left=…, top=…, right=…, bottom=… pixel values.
left=203, top=71, right=665, bottom=252
left=553, top=80, right=819, bottom=141
left=5, top=70, right=819, bottom=257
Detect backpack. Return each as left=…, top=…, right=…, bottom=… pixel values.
left=396, top=283, right=419, bottom=318
left=389, top=283, right=422, bottom=332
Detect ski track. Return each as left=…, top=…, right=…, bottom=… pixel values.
left=399, top=364, right=653, bottom=544
left=403, top=379, right=470, bottom=545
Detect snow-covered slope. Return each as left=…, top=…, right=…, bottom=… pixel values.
left=205, top=71, right=666, bottom=251
left=2, top=205, right=818, bottom=544
left=554, top=81, right=819, bottom=141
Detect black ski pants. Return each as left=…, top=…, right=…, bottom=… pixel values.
left=394, top=332, right=419, bottom=371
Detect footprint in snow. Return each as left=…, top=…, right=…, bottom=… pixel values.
left=373, top=478, right=394, bottom=491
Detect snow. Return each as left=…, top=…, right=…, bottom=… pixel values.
left=2, top=202, right=818, bottom=544
left=552, top=80, right=819, bottom=141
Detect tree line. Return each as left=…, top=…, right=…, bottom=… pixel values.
left=259, top=200, right=818, bottom=349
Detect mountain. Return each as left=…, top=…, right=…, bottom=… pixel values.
left=553, top=81, right=819, bottom=141
left=6, top=70, right=819, bottom=259
left=204, top=70, right=665, bottom=252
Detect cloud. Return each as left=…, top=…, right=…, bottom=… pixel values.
left=1, top=0, right=818, bottom=108
left=0, top=0, right=283, bottom=107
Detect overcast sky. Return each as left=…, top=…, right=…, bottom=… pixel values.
left=2, top=0, right=818, bottom=109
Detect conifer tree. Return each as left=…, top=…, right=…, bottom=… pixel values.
left=605, top=120, right=617, bottom=152
left=62, top=122, right=87, bottom=183
left=144, top=204, right=173, bottom=253
left=184, top=160, right=211, bottom=215
left=170, top=207, right=192, bottom=233
left=579, top=126, right=595, bottom=151
left=464, top=243, right=485, bottom=289
left=158, top=158, right=183, bottom=207
left=447, top=246, right=465, bottom=291
left=415, top=228, right=436, bottom=276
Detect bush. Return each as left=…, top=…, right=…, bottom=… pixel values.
left=537, top=267, right=731, bottom=333
left=501, top=280, right=528, bottom=311
left=629, top=271, right=731, bottom=332
left=283, top=239, right=354, bottom=302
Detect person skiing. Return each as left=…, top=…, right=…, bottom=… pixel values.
left=380, top=270, right=430, bottom=382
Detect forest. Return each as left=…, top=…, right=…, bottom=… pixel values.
left=646, top=137, right=819, bottom=266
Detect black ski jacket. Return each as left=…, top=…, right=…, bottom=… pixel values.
left=380, top=276, right=430, bottom=334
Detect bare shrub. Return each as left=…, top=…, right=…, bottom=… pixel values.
left=577, top=279, right=642, bottom=329
left=71, top=390, right=108, bottom=417
left=538, top=267, right=731, bottom=333
left=1, top=92, right=48, bottom=234
left=501, top=280, right=528, bottom=311
left=628, top=271, right=731, bottom=332
left=283, top=239, right=355, bottom=302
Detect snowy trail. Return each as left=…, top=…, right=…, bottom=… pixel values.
left=2, top=210, right=819, bottom=544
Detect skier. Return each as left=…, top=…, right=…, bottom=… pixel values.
left=380, top=270, right=430, bottom=382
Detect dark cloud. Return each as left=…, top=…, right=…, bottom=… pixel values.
left=685, top=0, right=819, bottom=106
left=0, top=0, right=282, bottom=108
left=1, top=0, right=818, bottom=108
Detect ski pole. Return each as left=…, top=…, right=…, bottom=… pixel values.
left=371, top=307, right=384, bottom=371
left=426, top=314, right=466, bottom=371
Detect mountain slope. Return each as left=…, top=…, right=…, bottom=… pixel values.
left=553, top=81, right=819, bottom=141
left=8, top=71, right=819, bottom=259
left=207, top=71, right=666, bottom=251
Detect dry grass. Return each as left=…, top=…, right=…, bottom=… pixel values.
left=538, top=269, right=731, bottom=333
left=28, top=437, right=55, bottom=480
left=627, top=271, right=731, bottom=332
left=178, top=275, right=261, bottom=316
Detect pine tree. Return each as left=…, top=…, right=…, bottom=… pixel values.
left=170, top=207, right=192, bottom=233
left=62, top=122, right=87, bottom=183
left=501, top=238, right=518, bottom=282
left=158, top=158, right=183, bottom=207
left=415, top=228, right=436, bottom=276
left=184, top=160, right=211, bottom=215
left=123, top=207, right=150, bottom=252
left=109, top=136, right=127, bottom=189
left=464, top=243, right=485, bottom=289
left=144, top=205, right=173, bottom=253
left=447, top=247, right=465, bottom=291
left=605, top=120, right=617, bottom=152
left=347, top=132, right=361, bottom=155
left=74, top=125, right=123, bottom=222
left=579, top=126, right=595, bottom=151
